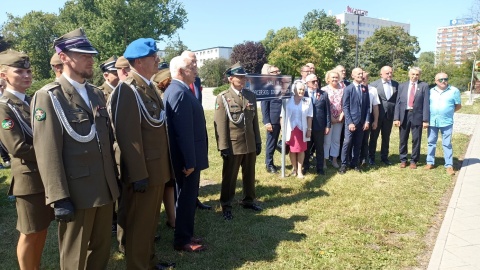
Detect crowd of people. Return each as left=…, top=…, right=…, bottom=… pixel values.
left=0, top=27, right=462, bottom=270
left=261, top=64, right=461, bottom=177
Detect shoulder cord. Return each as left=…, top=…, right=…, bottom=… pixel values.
left=221, top=94, right=244, bottom=124
left=6, top=103, right=32, bottom=138
left=47, top=90, right=97, bottom=143
left=126, top=82, right=165, bottom=128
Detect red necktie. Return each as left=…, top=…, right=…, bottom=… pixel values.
left=408, top=83, right=415, bottom=108
left=189, top=83, right=195, bottom=96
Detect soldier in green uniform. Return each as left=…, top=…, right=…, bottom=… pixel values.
left=99, top=56, right=119, bottom=99
left=214, top=63, right=262, bottom=220
left=115, top=56, right=130, bottom=82
left=32, top=28, right=119, bottom=270
left=0, top=50, right=54, bottom=270
left=108, top=38, right=174, bottom=270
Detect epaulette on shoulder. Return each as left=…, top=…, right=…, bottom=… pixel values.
left=219, top=90, right=229, bottom=96
left=37, top=81, right=60, bottom=93
left=124, top=77, right=135, bottom=85
left=0, top=95, right=10, bottom=105
left=88, top=83, right=102, bottom=90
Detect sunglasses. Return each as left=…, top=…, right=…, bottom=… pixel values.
left=438, top=78, right=448, bottom=82
left=308, top=80, right=318, bottom=84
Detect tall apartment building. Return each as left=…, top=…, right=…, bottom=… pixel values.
left=193, top=46, right=232, bottom=68
left=436, top=18, right=478, bottom=66
left=335, top=6, right=410, bottom=43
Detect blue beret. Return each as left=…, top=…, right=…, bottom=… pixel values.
left=123, top=38, right=158, bottom=60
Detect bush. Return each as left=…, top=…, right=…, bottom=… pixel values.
left=213, top=84, right=230, bottom=96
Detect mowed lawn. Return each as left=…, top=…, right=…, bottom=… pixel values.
left=0, top=109, right=471, bottom=270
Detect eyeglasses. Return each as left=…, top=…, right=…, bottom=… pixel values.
left=270, top=70, right=281, bottom=74
left=301, top=70, right=310, bottom=73
left=438, top=78, right=448, bottom=82
left=308, top=80, right=318, bottom=84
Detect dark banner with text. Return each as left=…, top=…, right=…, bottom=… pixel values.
left=245, top=74, right=293, bottom=101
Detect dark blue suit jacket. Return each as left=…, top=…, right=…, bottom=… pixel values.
left=193, top=76, right=202, bottom=104
left=164, top=80, right=209, bottom=172
left=261, top=99, right=282, bottom=125
left=394, top=80, right=430, bottom=126
left=343, top=83, right=370, bottom=126
left=306, top=89, right=331, bottom=131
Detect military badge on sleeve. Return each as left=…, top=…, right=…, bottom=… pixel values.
left=215, top=102, right=219, bottom=110
left=1, top=118, right=14, bottom=130
left=34, top=108, right=46, bottom=121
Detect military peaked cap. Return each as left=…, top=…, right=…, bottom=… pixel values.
left=0, top=50, right=31, bottom=69
left=54, top=28, right=98, bottom=54
left=100, top=56, right=118, bottom=72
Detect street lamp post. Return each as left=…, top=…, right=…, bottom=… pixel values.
left=355, top=13, right=365, bottom=67
left=468, top=51, right=476, bottom=105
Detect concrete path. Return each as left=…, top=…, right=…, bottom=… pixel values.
left=428, top=116, right=480, bottom=269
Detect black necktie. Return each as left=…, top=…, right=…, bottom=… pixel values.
left=357, top=85, right=362, bottom=105
left=24, top=96, right=30, bottom=106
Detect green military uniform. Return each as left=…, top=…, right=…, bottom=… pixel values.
left=99, top=81, right=114, bottom=99
left=0, top=87, right=53, bottom=234
left=32, top=28, right=119, bottom=270
left=108, top=71, right=173, bottom=269
left=214, top=84, right=261, bottom=211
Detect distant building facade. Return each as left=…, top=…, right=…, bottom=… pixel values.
left=194, top=46, right=232, bottom=68
left=335, top=6, right=410, bottom=44
left=435, top=18, right=479, bottom=66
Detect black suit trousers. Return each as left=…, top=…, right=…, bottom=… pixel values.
left=303, top=130, right=325, bottom=171
left=399, top=111, right=423, bottom=163
left=174, top=169, right=200, bottom=246
left=265, top=124, right=281, bottom=167
left=369, top=115, right=393, bottom=161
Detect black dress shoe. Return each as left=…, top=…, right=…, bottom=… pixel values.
left=381, top=159, right=392, bottom=165
left=166, top=221, right=175, bottom=229
left=266, top=165, right=278, bottom=173
left=338, top=165, right=347, bottom=175
left=154, top=234, right=161, bottom=242
left=223, top=210, right=233, bottom=220
left=241, top=203, right=263, bottom=211
left=196, top=200, right=212, bottom=210
left=316, top=169, right=325, bottom=175
left=354, top=166, right=361, bottom=172
left=302, top=168, right=308, bottom=175
left=154, top=262, right=176, bottom=269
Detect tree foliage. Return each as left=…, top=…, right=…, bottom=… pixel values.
left=299, top=9, right=341, bottom=36
left=1, top=12, right=60, bottom=80
left=360, top=26, right=420, bottom=73
left=163, top=37, right=189, bottom=64
left=198, top=58, right=230, bottom=87
left=261, top=27, right=299, bottom=56
left=230, top=41, right=267, bottom=74
left=304, top=30, right=341, bottom=76
left=0, top=36, right=12, bottom=51
left=268, top=39, right=320, bottom=78
left=57, top=0, right=188, bottom=60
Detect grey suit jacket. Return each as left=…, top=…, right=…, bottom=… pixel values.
left=370, top=79, right=399, bottom=121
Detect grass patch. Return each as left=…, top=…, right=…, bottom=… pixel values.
left=458, top=95, right=480, bottom=114
left=0, top=110, right=471, bottom=269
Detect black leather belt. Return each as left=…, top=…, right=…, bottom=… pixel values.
left=406, top=109, right=413, bottom=112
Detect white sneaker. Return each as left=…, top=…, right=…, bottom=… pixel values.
left=3, top=161, right=10, bottom=168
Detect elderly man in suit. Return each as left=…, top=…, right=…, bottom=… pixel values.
left=214, top=63, right=262, bottom=220
left=338, top=68, right=370, bottom=174
left=261, top=64, right=282, bottom=174
left=303, top=74, right=331, bottom=175
left=32, top=28, right=119, bottom=269
left=0, top=50, right=54, bottom=270
left=109, top=38, right=173, bottom=269
left=164, top=52, right=208, bottom=252
left=394, top=67, right=430, bottom=169
left=368, top=66, right=398, bottom=165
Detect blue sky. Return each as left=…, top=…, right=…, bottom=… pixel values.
left=0, top=0, right=474, bottom=54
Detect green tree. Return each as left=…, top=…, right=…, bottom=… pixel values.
left=198, top=58, right=230, bottom=87
left=0, top=36, right=12, bottom=51
left=57, top=0, right=188, bottom=59
left=361, top=26, right=420, bottom=73
left=299, top=9, right=341, bottom=36
left=230, top=41, right=267, bottom=74
left=1, top=12, right=60, bottom=80
left=268, top=39, right=320, bottom=78
left=163, top=37, right=189, bottom=64
left=304, top=30, right=341, bottom=77
left=414, top=51, right=437, bottom=86
left=261, top=27, right=299, bottom=56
